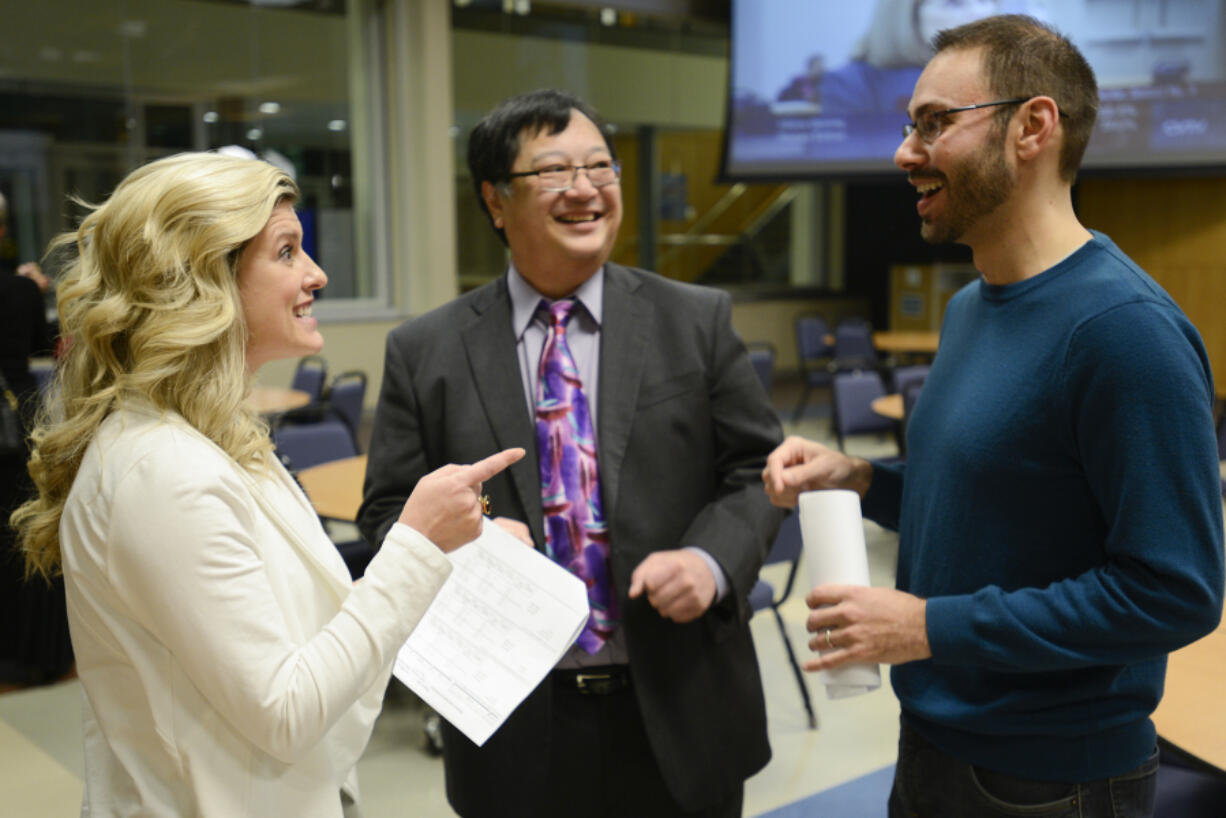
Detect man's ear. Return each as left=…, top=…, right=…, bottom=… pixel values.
left=1015, top=96, right=1061, bottom=163
left=481, top=180, right=505, bottom=229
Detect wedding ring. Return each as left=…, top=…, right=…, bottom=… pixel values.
left=480, top=494, right=492, bottom=515
left=824, top=628, right=834, bottom=650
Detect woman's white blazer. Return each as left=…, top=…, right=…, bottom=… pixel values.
left=59, top=404, right=450, bottom=817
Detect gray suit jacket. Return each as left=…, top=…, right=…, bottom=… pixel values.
left=358, top=263, right=784, bottom=813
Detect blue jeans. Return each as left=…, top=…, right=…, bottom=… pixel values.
left=888, top=720, right=1158, bottom=818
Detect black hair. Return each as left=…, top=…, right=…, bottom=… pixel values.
left=466, top=89, right=616, bottom=245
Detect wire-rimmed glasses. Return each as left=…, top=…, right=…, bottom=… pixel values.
left=506, top=160, right=621, bottom=192
left=902, top=97, right=1034, bottom=144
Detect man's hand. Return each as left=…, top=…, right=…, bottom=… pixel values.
left=398, top=448, right=525, bottom=552
left=628, top=550, right=717, bottom=623
left=491, top=516, right=532, bottom=546
left=761, top=435, right=873, bottom=508
left=802, top=584, right=931, bottom=671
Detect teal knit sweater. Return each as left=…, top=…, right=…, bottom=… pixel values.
left=864, top=232, right=1225, bottom=781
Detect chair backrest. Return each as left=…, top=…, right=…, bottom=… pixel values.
left=272, top=417, right=356, bottom=472
left=759, top=510, right=804, bottom=605
left=327, top=370, right=367, bottom=448
left=891, top=364, right=930, bottom=397
left=290, top=355, right=328, bottom=401
left=832, top=318, right=877, bottom=370
left=794, top=314, right=832, bottom=365
left=832, top=370, right=892, bottom=449
left=764, top=510, right=802, bottom=567
left=902, top=379, right=925, bottom=426
left=745, top=342, right=777, bottom=394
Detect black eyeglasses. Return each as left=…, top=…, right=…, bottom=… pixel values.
left=902, top=97, right=1066, bottom=144
left=506, top=160, right=621, bottom=192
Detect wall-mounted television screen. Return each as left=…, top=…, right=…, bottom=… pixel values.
left=723, top=0, right=1226, bottom=180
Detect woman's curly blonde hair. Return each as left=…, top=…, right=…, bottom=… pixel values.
left=13, top=151, right=299, bottom=580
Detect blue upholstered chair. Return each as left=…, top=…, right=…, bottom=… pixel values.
left=891, top=365, right=930, bottom=455
left=271, top=417, right=356, bottom=472
left=746, top=341, right=778, bottom=396
left=831, top=370, right=893, bottom=453
left=271, top=417, right=372, bottom=578
left=1155, top=743, right=1226, bottom=817
left=290, top=354, right=328, bottom=402
left=792, top=313, right=834, bottom=422
left=326, top=370, right=367, bottom=451
left=890, top=364, right=930, bottom=398
left=830, top=317, right=878, bottom=374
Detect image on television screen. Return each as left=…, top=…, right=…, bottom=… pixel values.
left=724, top=0, right=1226, bottom=179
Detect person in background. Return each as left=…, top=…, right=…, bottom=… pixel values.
left=12, top=152, right=522, bottom=817
left=358, top=89, right=784, bottom=818
left=764, top=15, right=1223, bottom=818
left=0, top=189, right=70, bottom=692
left=777, top=54, right=824, bottom=104
left=819, top=0, right=1001, bottom=115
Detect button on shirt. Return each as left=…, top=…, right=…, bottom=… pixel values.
left=505, top=265, right=729, bottom=668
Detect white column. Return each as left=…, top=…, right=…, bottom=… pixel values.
left=789, top=183, right=822, bottom=287
left=383, top=0, right=458, bottom=315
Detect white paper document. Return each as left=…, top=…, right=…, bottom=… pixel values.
left=798, top=490, right=883, bottom=700
left=393, top=518, right=590, bottom=746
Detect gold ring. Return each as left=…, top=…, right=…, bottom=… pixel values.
left=824, top=628, right=834, bottom=650
left=480, top=494, right=491, bottom=515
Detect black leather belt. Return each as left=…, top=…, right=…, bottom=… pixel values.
left=552, top=665, right=632, bottom=695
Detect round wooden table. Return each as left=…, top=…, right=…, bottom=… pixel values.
left=297, top=454, right=367, bottom=522
left=872, top=331, right=940, bottom=355
left=871, top=393, right=904, bottom=421
left=247, top=386, right=311, bottom=415
left=1152, top=616, right=1226, bottom=771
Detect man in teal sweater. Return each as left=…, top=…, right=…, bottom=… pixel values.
left=764, top=15, right=1224, bottom=818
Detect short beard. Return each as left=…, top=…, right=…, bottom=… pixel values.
left=920, top=132, right=1014, bottom=245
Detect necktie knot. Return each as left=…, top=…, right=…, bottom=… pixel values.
left=543, top=298, right=578, bottom=331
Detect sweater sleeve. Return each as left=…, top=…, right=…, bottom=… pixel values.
left=862, top=459, right=905, bottom=532
left=927, top=300, right=1225, bottom=670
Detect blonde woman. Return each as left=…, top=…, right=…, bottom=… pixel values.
left=12, top=152, right=522, bottom=817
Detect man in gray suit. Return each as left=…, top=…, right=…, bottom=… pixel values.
left=358, top=90, right=785, bottom=817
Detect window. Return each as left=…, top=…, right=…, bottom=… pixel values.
left=0, top=0, right=387, bottom=313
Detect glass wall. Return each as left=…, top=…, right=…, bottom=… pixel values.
left=0, top=0, right=377, bottom=304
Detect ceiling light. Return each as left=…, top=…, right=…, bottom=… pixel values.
left=203, top=111, right=219, bottom=124
left=259, top=101, right=281, bottom=115
left=327, top=119, right=347, bottom=132
left=247, top=127, right=263, bottom=141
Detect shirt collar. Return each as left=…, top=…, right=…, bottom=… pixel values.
left=506, top=263, right=604, bottom=339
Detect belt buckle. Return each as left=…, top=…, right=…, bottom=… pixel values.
left=574, top=672, right=612, bottom=693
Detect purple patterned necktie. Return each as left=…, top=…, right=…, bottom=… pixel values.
left=536, top=298, right=617, bottom=653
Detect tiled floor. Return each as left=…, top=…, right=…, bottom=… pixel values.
left=0, top=385, right=909, bottom=817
